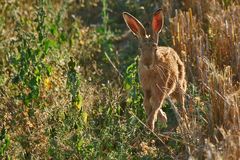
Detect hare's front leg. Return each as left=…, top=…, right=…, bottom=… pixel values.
left=147, top=90, right=167, bottom=131
left=143, top=90, right=152, bottom=116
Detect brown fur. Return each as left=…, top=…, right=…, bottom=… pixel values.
left=123, top=9, right=187, bottom=130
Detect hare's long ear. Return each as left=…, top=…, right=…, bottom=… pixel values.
left=122, top=12, right=146, bottom=39
left=152, top=9, right=164, bottom=44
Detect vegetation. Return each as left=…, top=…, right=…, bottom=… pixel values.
left=0, top=0, right=239, bottom=159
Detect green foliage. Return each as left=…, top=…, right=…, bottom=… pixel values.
left=10, top=0, right=56, bottom=106
left=67, top=57, right=82, bottom=110
left=220, top=0, right=233, bottom=7
left=124, top=56, right=144, bottom=118
left=0, top=127, right=10, bottom=159
left=101, top=0, right=109, bottom=33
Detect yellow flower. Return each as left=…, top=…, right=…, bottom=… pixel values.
left=81, top=112, right=88, bottom=124
left=74, top=95, right=83, bottom=110
left=44, top=78, right=51, bottom=90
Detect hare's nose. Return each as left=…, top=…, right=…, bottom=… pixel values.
left=144, top=63, right=153, bottom=70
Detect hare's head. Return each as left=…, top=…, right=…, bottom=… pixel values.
left=123, top=9, right=164, bottom=69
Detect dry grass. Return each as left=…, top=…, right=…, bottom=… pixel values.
left=169, top=0, right=240, bottom=158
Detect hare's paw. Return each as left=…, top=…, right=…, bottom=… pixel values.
left=158, top=109, right=167, bottom=124
left=146, top=118, right=155, bottom=131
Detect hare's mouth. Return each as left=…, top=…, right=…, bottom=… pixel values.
left=143, top=64, right=154, bottom=70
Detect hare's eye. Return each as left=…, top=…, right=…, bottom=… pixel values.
left=152, top=44, right=157, bottom=50
left=152, top=43, right=157, bottom=47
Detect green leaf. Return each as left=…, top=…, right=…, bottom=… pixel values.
left=124, top=83, right=131, bottom=91
left=0, top=127, right=6, bottom=140
left=45, top=64, right=52, bottom=76
left=49, top=24, right=57, bottom=36
left=44, top=39, right=57, bottom=53
left=60, top=32, right=67, bottom=42
left=12, top=75, right=20, bottom=84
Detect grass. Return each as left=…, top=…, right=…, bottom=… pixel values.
left=0, top=0, right=239, bottom=159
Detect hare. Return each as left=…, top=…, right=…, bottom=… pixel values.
left=123, top=9, right=187, bottom=131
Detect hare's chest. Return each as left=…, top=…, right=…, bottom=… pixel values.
left=138, top=66, right=157, bottom=90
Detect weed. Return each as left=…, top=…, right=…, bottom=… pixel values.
left=0, top=127, right=10, bottom=159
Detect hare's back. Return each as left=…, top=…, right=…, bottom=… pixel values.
left=155, top=46, right=185, bottom=82
left=155, top=47, right=181, bottom=67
